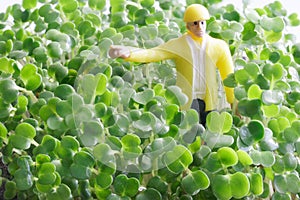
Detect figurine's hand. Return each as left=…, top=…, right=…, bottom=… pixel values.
left=109, top=45, right=130, bottom=59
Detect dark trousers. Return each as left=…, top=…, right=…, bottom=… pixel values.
left=191, top=99, right=211, bottom=127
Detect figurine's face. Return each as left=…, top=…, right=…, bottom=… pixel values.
left=187, top=20, right=206, bottom=38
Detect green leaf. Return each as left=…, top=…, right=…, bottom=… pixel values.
left=35, top=154, right=51, bottom=165
left=286, top=173, right=300, bottom=193
left=141, top=0, right=154, bottom=8
left=0, top=122, right=7, bottom=139
left=33, top=46, right=48, bottom=63
left=242, top=22, right=257, bottom=40
left=132, top=112, right=156, bottom=132
left=79, top=121, right=103, bottom=147
left=163, top=145, right=193, bottom=174
left=165, top=86, right=188, bottom=106
left=23, top=38, right=40, bottom=55
left=14, top=169, right=33, bottom=190
left=212, top=174, right=231, bottom=200
left=9, top=135, right=29, bottom=150
left=59, top=0, right=78, bottom=13
left=0, top=79, right=19, bottom=103
left=206, top=111, right=232, bottom=134
left=207, top=20, right=222, bottom=33
left=36, top=182, right=52, bottom=194
left=238, top=99, right=262, bottom=118
left=89, top=0, right=106, bottom=10
left=99, top=38, right=113, bottom=57
left=0, top=57, right=14, bottom=73
left=180, top=109, right=199, bottom=129
left=250, top=150, right=275, bottom=167
left=288, top=13, right=300, bottom=26
left=146, top=137, right=176, bottom=159
left=132, top=89, right=154, bottom=105
left=181, top=170, right=210, bottom=195
left=54, top=84, right=75, bottom=100
left=134, top=8, right=149, bottom=25
left=96, top=172, right=113, bottom=189
left=93, top=143, right=116, bottom=170
left=240, top=120, right=264, bottom=146
left=0, top=41, right=7, bottom=55
left=292, top=43, right=300, bottom=64
left=20, top=63, right=42, bottom=91
left=282, top=152, right=297, bottom=171
left=265, top=31, right=282, bottom=43
left=247, top=84, right=262, bottom=99
left=230, top=172, right=250, bottom=199
left=23, top=0, right=37, bottom=9
left=259, top=128, right=279, bottom=151
left=245, top=8, right=260, bottom=23
left=77, top=74, right=107, bottom=103
left=121, top=134, right=140, bottom=147
left=16, top=122, right=36, bottom=138
left=46, top=29, right=71, bottom=44
left=245, top=63, right=260, bottom=79
left=78, top=20, right=95, bottom=38
left=113, top=174, right=139, bottom=197
left=121, top=134, right=142, bottom=159
left=139, top=25, right=158, bottom=40
left=223, top=73, right=236, bottom=88
left=283, top=127, right=299, bottom=143
left=217, top=147, right=238, bottom=167
left=262, top=63, right=284, bottom=81
left=274, top=175, right=289, bottom=194
left=61, top=135, right=80, bottom=151
left=183, top=124, right=204, bottom=144
left=73, top=151, right=95, bottom=167
left=38, top=163, right=56, bottom=185
left=260, top=16, right=284, bottom=33
left=70, top=163, right=91, bottom=180
left=4, top=181, right=17, bottom=200
left=268, top=116, right=290, bottom=136
left=206, top=134, right=234, bottom=149
left=235, top=69, right=250, bottom=85
left=271, top=192, right=291, bottom=200
left=262, top=104, right=280, bottom=118
left=147, top=176, right=168, bottom=194
left=47, top=42, right=63, bottom=58
left=237, top=150, right=253, bottom=166
left=44, top=12, right=60, bottom=24
left=47, top=184, right=72, bottom=200
left=10, top=122, right=36, bottom=150
left=234, top=86, right=247, bottom=100
left=224, top=11, right=241, bottom=22
left=249, top=173, right=263, bottom=196
left=136, top=188, right=162, bottom=200
left=56, top=100, right=72, bottom=118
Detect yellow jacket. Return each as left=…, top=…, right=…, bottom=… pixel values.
left=125, top=33, right=234, bottom=111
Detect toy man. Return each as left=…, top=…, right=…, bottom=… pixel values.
left=109, top=4, right=234, bottom=126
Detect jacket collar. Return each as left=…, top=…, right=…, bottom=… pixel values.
left=187, top=30, right=204, bottom=44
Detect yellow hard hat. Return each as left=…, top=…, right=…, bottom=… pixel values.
left=183, top=4, right=210, bottom=22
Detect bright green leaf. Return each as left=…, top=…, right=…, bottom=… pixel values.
left=181, top=170, right=210, bottom=195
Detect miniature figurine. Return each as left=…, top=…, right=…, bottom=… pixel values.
left=109, top=4, right=234, bottom=126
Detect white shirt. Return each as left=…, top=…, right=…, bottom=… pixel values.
left=186, top=35, right=207, bottom=99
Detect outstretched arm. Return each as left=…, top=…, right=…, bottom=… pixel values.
left=109, top=45, right=175, bottom=63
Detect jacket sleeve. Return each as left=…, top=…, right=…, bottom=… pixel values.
left=216, top=41, right=235, bottom=104
left=124, top=46, right=175, bottom=63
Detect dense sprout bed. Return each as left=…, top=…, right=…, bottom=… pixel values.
left=0, top=0, right=300, bottom=199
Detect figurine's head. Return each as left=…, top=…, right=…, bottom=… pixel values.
left=184, top=4, right=209, bottom=38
